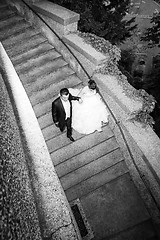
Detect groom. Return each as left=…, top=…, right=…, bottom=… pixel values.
left=52, top=88, right=81, bottom=142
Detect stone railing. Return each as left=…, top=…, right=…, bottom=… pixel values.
left=6, top=0, right=160, bottom=220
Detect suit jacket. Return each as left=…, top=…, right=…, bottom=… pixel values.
left=52, top=93, right=79, bottom=129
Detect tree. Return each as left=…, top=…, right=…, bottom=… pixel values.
left=141, top=11, right=160, bottom=47
left=49, top=0, right=137, bottom=45
left=144, top=63, right=160, bottom=98
left=118, top=48, right=136, bottom=74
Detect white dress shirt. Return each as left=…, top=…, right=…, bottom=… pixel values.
left=61, top=99, right=70, bottom=119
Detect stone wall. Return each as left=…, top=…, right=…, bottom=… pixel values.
left=0, top=71, right=42, bottom=240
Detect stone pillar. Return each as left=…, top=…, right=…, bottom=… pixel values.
left=32, top=1, right=80, bottom=37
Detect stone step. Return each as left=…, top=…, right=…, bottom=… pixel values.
left=19, top=57, right=67, bottom=85
left=30, top=73, right=81, bottom=106
left=65, top=161, right=128, bottom=202
left=0, top=14, right=22, bottom=29
left=0, top=19, right=30, bottom=41
left=0, top=6, right=14, bottom=20
left=60, top=148, right=124, bottom=190
left=103, top=220, right=156, bottom=240
left=5, top=35, right=47, bottom=58
left=38, top=112, right=53, bottom=130
left=80, top=173, right=151, bottom=240
left=46, top=123, right=87, bottom=153
left=46, top=129, right=79, bottom=153
left=23, top=64, right=72, bottom=89
left=1, top=28, right=42, bottom=50
left=33, top=75, right=82, bottom=118
left=50, top=125, right=114, bottom=165
left=11, top=42, right=55, bottom=65
left=0, top=2, right=8, bottom=9
left=42, top=123, right=61, bottom=141
left=56, top=137, right=120, bottom=178
left=34, top=98, right=53, bottom=118
left=15, top=48, right=61, bottom=74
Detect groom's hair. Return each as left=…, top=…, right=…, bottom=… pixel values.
left=60, top=88, right=69, bottom=96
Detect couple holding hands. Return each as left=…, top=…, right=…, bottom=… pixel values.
left=52, top=80, right=109, bottom=142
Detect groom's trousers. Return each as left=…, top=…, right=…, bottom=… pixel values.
left=59, top=117, right=72, bottom=137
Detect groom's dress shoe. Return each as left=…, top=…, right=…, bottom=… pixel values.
left=68, top=136, right=75, bottom=142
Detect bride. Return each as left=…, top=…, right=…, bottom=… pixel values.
left=69, top=80, right=109, bottom=135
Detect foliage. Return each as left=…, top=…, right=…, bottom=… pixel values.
left=78, top=31, right=122, bottom=76
left=145, top=65, right=160, bottom=90
left=130, top=89, right=156, bottom=128
left=141, top=11, right=160, bottom=47
left=118, top=48, right=136, bottom=74
left=78, top=31, right=121, bottom=62
left=130, top=109, right=155, bottom=128
left=49, top=0, right=137, bottom=45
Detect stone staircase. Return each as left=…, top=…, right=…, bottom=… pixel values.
left=0, top=2, right=159, bottom=240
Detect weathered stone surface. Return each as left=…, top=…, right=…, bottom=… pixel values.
left=32, top=1, right=79, bottom=25
left=0, top=73, right=42, bottom=240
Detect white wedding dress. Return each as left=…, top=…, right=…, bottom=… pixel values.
left=69, top=86, right=109, bottom=135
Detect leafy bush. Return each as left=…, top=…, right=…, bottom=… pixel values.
left=130, top=89, right=156, bottom=128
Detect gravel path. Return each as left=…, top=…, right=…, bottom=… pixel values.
left=0, top=72, right=42, bottom=240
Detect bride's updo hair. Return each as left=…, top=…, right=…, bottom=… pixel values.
left=88, top=80, right=98, bottom=91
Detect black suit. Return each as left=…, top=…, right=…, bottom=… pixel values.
left=52, top=93, right=80, bottom=137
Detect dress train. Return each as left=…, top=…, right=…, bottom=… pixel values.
left=69, top=86, right=109, bottom=135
